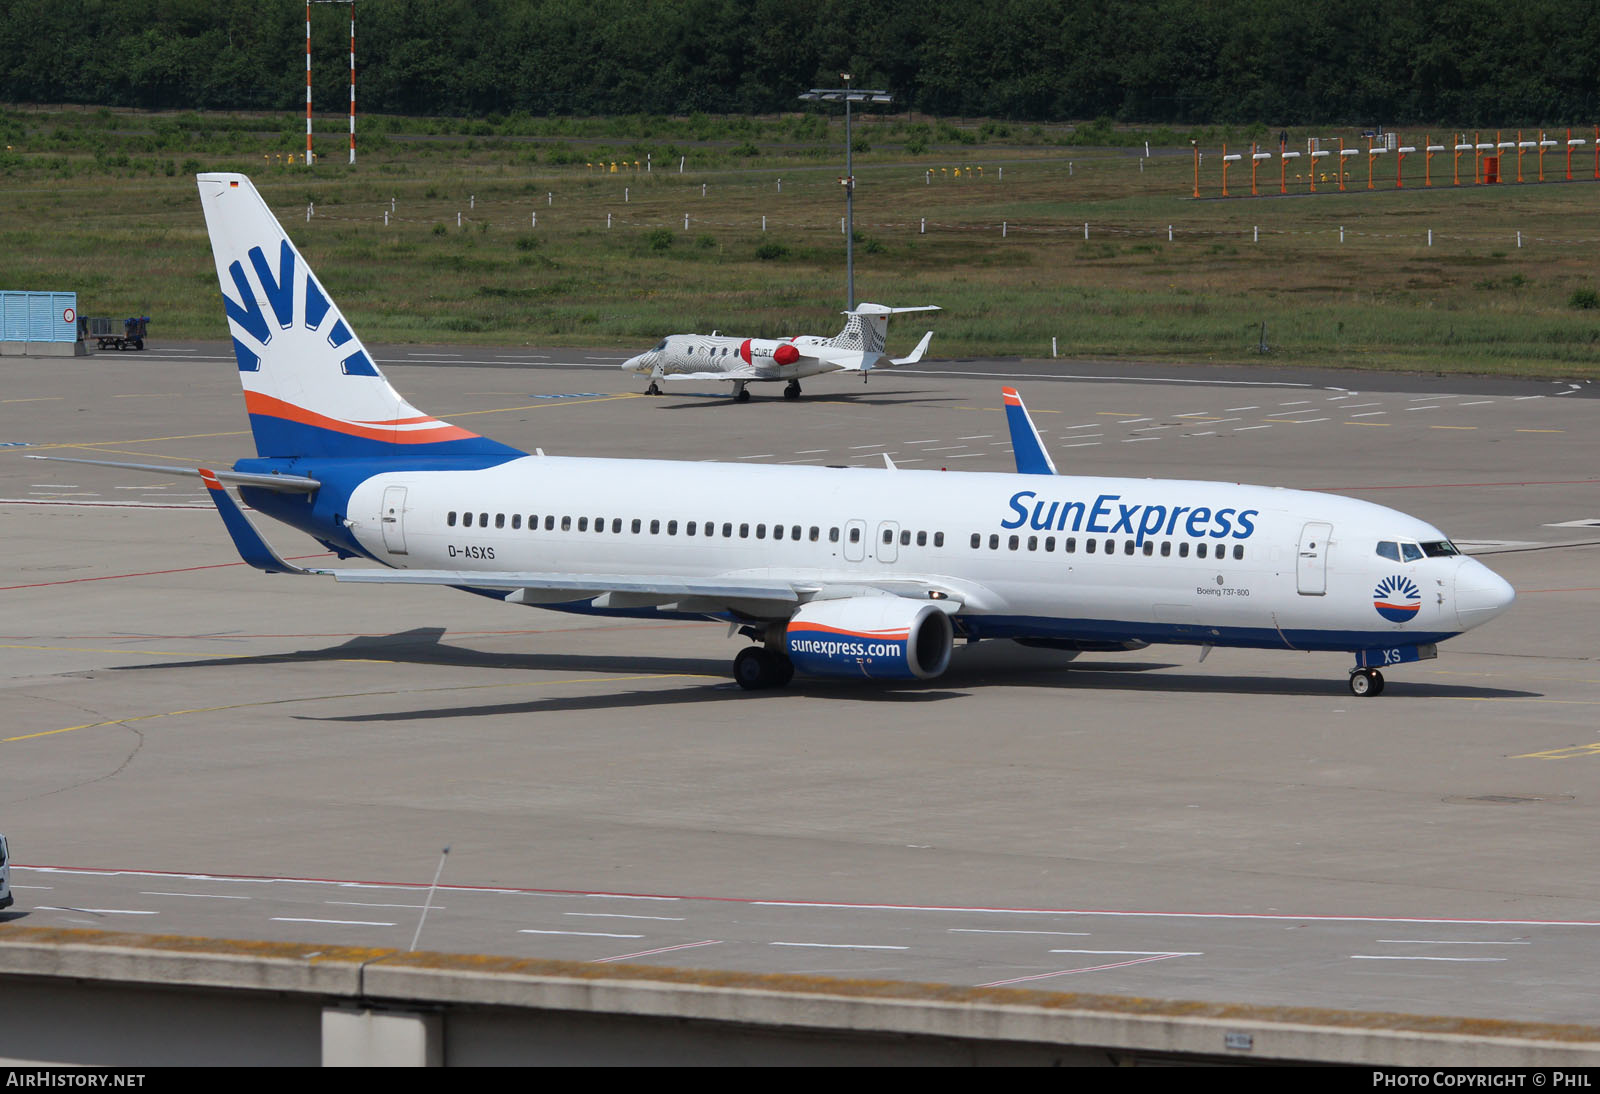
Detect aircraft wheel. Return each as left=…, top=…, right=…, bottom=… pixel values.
left=773, top=655, right=795, bottom=687
left=646, top=381, right=661, bottom=396
left=784, top=381, right=801, bottom=400
left=734, top=647, right=775, bottom=690
left=1348, top=669, right=1383, bottom=697
left=735, top=387, right=751, bottom=403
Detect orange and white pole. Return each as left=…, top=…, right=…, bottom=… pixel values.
left=348, top=3, right=356, bottom=164
left=305, top=2, right=313, bottom=165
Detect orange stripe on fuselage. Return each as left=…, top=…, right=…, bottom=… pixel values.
left=243, top=392, right=481, bottom=444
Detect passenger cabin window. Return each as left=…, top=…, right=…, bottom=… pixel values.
left=934, top=532, right=944, bottom=547
left=495, top=514, right=505, bottom=529
left=447, top=512, right=456, bottom=527
left=849, top=527, right=861, bottom=544
left=511, top=515, right=521, bottom=530
left=1196, top=542, right=1208, bottom=559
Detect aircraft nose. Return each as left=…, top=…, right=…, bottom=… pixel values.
left=1455, top=559, right=1515, bottom=631
left=621, top=354, right=645, bottom=373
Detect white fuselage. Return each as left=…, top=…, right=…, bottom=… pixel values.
left=339, top=457, right=1513, bottom=653
left=623, top=333, right=849, bottom=381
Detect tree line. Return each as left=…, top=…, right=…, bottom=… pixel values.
left=4, top=0, right=1598, bottom=126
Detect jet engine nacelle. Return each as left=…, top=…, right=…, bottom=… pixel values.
left=742, top=338, right=802, bottom=367
left=785, top=597, right=954, bottom=680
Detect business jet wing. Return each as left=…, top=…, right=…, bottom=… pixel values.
left=657, top=366, right=764, bottom=382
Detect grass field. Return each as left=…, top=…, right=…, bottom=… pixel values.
left=4, top=107, right=1600, bottom=378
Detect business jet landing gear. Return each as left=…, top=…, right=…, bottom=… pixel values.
left=733, top=381, right=750, bottom=403
left=734, top=646, right=794, bottom=690
left=783, top=380, right=801, bottom=401
left=1348, top=668, right=1385, bottom=697
left=646, top=381, right=661, bottom=395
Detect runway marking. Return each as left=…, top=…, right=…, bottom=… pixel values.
left=141, top=891, right=249, bottom=900
left=981, top=952, right=1192, bottom=986
left=1374, top=939, right=1529, bottom=945
left=519, top=929, right=644, bottom=938
left=1049, top=949, right=1203, bottom=956
left=565, top=912, right=686, bottom=922
left=1516, top=429, right=1565, bottom=433
left=593, top=940, right=722, bottom=963
left=1512, top=742, right=1600, bottom=760
left=328, top=901, right=440, bottom=910
left=770, top=942, right=908, bottom=950
left=949, top=929, right=1091, bottom=936
left=2, top=397, right=63, bottom=403
left=274, top=917, right=396, bottom=927
left=1429, top=425, right=1478, bottom=430
left=2, top=673, right=717, bottom=744
left=1350, top=955, right=1507, bottom=963
left=37, top=906, right=157, bottom=916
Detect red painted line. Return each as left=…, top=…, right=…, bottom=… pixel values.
left=0, top=554, right=331, bottom=591
left=1332, top=478, right=1600, bottom=492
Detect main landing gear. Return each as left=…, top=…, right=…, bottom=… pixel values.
left=734, top=646, right=794, bottom=690
left=1348, top=668, right=1385, bottom=697
left=783, top=380, right=802, bottom=401
left=733, top=381, right=751, bottom=403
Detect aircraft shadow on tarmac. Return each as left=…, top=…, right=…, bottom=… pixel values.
left=106, top=627, right=1540, bottom=712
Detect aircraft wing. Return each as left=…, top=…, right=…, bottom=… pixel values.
left=659, top=367, right=765, bottom=382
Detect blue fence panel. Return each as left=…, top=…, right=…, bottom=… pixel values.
left=1, top=291, right=78, bottom=342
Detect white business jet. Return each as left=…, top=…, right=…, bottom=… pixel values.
left=31, top=174, right=1514, bottom=696
left=621, top=303, right=939, bottom=401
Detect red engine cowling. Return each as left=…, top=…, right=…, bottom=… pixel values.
left=772, top=342, right=800, bottom=366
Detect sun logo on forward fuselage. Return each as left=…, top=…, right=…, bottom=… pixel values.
left=1373, top=575, right=1422, bottom=622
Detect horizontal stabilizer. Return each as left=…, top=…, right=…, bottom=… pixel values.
left=27, top=455, right=320, bottom=493
left=846, top=304, right=942, bottom=317
left=890, top=331, right=935, bottom=366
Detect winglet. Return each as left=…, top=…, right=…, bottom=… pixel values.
left=1002, top=387, right=1057, bottom=476
left=890, top=331, right=935, bottom=366
left=199, top=468, right=309, bottom=574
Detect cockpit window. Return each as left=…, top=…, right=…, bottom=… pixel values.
left=653, top=340, right=667, bottom=352
left=1376, top=541, right=1400, bottom=562
left=1421, top=540, right=1459, bottom=557
left=1400, top=541, right=1424, bottom=562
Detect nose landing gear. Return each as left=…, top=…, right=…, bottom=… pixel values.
left=1348, top=668, right=1385, bottom=697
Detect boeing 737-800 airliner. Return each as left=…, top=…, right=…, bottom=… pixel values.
left=34, top=175, right=1514, bottom=695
